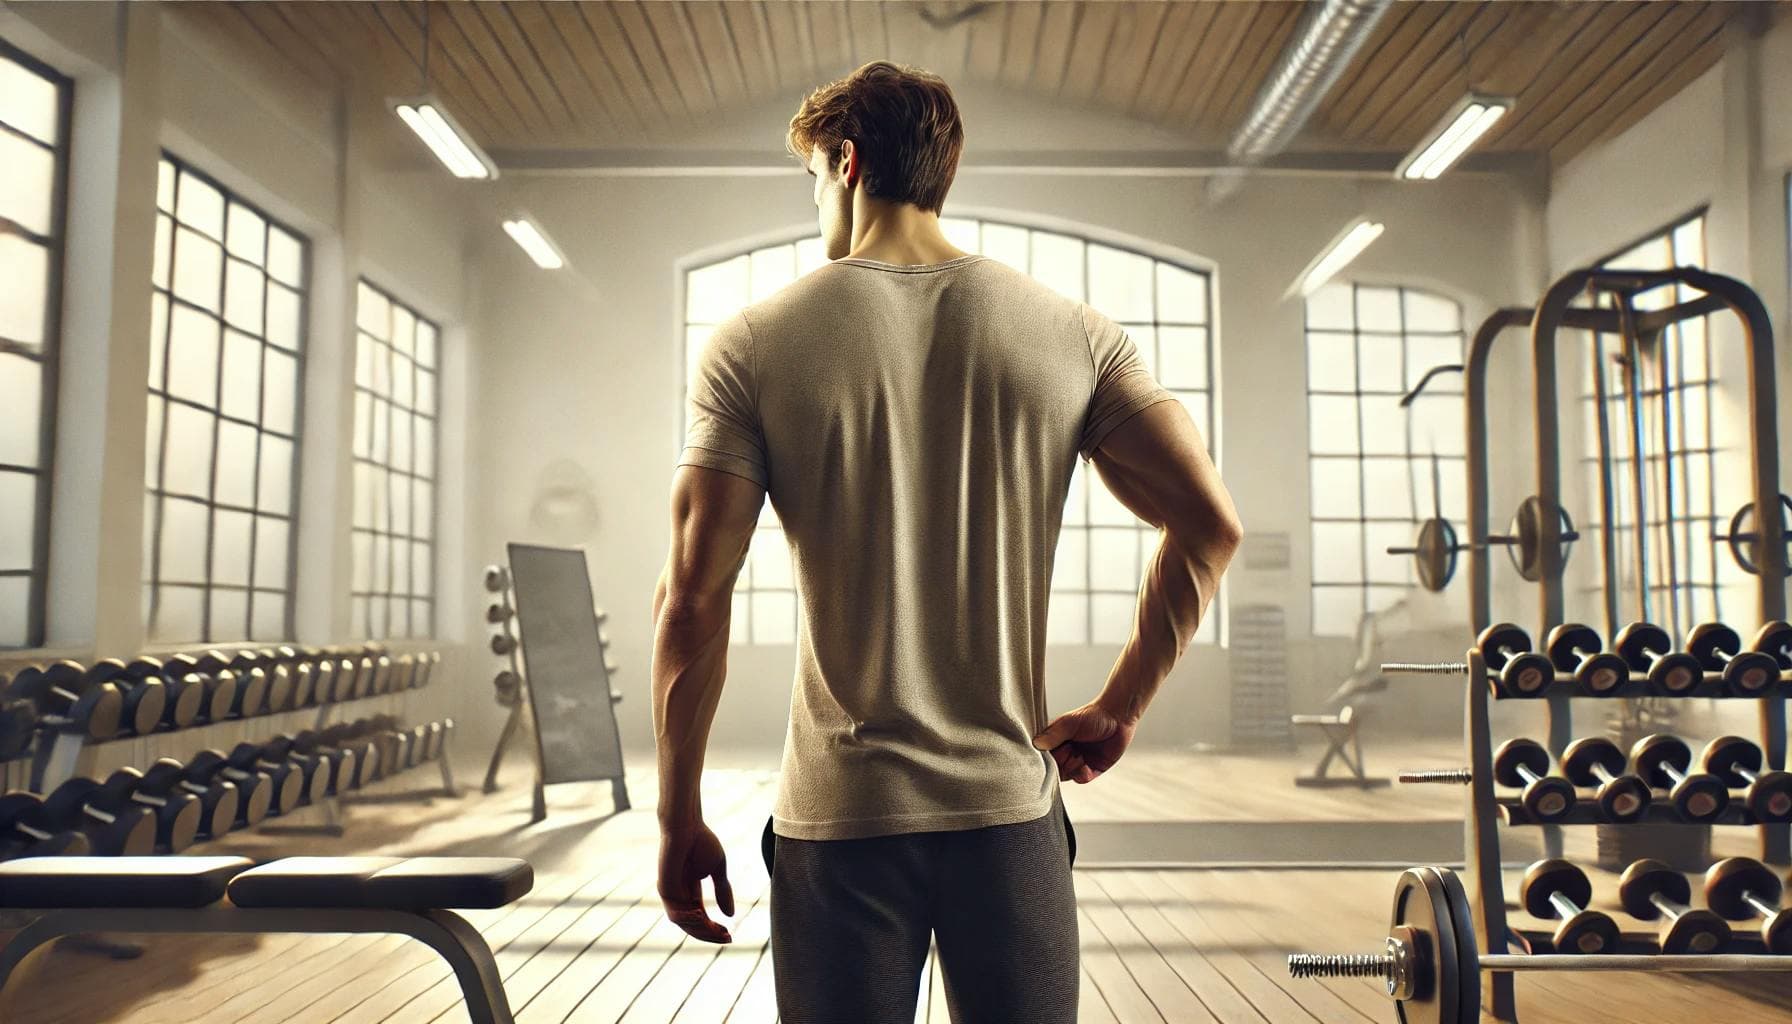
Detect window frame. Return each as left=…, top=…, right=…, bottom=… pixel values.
left=143, top=150, right=310, bottom=645
left=0, top=38, right=73, bottom=650
left=349, top=278, right=441, bottom=640
left=1581, top=209, right=1721, bottom=630
left=1304, top=282, right=1467, bottom=637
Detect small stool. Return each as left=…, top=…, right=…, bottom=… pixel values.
left=1291, top=705, right=1388, bottom=788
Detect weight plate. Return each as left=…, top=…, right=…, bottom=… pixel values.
left=1390, top=868, right=1454, bottom=1024
left=1430, top=866, right=1480, bottom=1024
left=1414, top=518, right=1459, bottom=592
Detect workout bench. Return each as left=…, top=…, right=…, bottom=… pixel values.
left=0, top=855, right=532, bottom=1024
left=1290, top=704, right=1388, bottom=788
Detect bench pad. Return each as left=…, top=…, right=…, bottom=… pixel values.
left=229, top=856, right=533, bottom=910
left=0, top=856, right=252, bottom=908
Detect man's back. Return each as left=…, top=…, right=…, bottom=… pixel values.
left=681, top=252, right=1172, bottom=840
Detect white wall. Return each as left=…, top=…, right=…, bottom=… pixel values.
left=0, top=1, right=491, bottom=774
left=468, top=85, right=1545, bottom=753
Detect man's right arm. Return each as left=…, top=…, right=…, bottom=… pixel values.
left=1087, top=399, right=1242, bottom=726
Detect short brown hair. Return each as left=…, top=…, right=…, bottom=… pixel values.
left=786, top=61, right=964, bottom=214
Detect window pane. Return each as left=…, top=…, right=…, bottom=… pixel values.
left=1053, top=530, right=1087, bottom=591
left=1090, top=529, right=1139, bottom=590
left=1048, top=594, right=1088, bottom=645
left=0, top=130, right=55, bottom=236
left=211, top=508, right=252, bottom=585
left=223, top=259, right=264, bottom=333
left=226, top=203, right=266, bottom=263
left=1155, top=262, right=1207, bottom=324
left=0, top=234, right=48, bottom=347
left=1158, top=326, right=1207, bottom=390
left=0, top=577, right=26, bottom=648
left=265, top=283, right=301, bottom=350
left=1030, top=232, right=1084, bottom=301
left=0, top=471, right=33, bottom=568
left=209, top=588, right=248, bottom=643
left=0, top=57, right=59, bottom=143
left=0, top=352, right=42, bottom=467
left=258, top=434, right=293, bottom=514
left=1312, top=522, right=1363, bottom=583
left=1310, top=458, right=1359, bottom=518
left=255, top=516, right=288, bottom=590
left=1309, top=396, right=1358, bottom=455
left=175, top=172, right=224, bottom=240
left=252, top=591, right=286, bottom=641
left=1091, top=595, right=1135, bottom=644
left=172, top=227, right=223, bottom=312
left=162, top=402, right=215, bottom=498
left=357, top=282, right=390, bottom=337
left=267, top=227, right=303, bottom=287
left=1357, top=333, right=1403, bottom=393
left=1088, top=244, right=1153, bottom=322
left=214, top=419, right=257, bottom=508
left=220, top=330, right=261, bottom=423
left=158, top=498, right=208, bottom=582
left=416, top=321, right=438, bottom=369
left=148, top=584, right=203, bottom=643
left=167, top=306, right=222, bottom=409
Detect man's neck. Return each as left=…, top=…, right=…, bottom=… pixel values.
left=846, top=205, right=968, bottom=266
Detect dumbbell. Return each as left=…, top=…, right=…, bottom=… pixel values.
left=490, top=633, right=518, bottom=657
left=1631, top=734, right=1729, bottom=822
left=167, top=653, right=236, bottom=723
left=374, top=654, right=395, bottom=694
left=87, top=658, right=167, bottom=736
left=0, top=792, right=91, bottom=857
left=320, top=725, right=379, bottom=786
left=1686, top=623, right=1780, bottom=696
left=259, top=736, right=325, bottom=807
left=1494, top=738, right=1577, bottom=822
left=1620, top=859, right=1732, bottom=954
left=1545, top=624, right=1629, bottom=696
left=289, top=658, right=318, bottom=709
left=1704, top=857, right=1792, bottom=954
left=1751, top=620, right=1792, bottom=671
left=417, top=651, right=439, bottom=688
left=1520, top=858, right=1620, bottom=954
left=127, top=656, right=202, bottom=729
left=493, top=670, right=521, bottom=706
left=160, top=759, right=240, bottom=840
left=227, top=742, right=304, bottom=815
left=0, top=696, right=39, bottom=761
left=1561, top=737, right=1653, bottom=823
left=96, top=766, right=201, bottom=853
left=5, top=662, right=123, bottom=740
left=226, top=651, right=271, bottom=717
left=486, top=602, right=513, bottom=624
left=1615, top=622, right=1703, bottom=695
left=1476, top=623, right=1554, bottom=697
left=291, top=731, right=355, bottom=797
left=484, top=565, right=510, bottom=592
left=43, top=776, right=155, bottom=855
left=186, top=749, right=273, bottom=828
left=261, top=654, right=296, bottom=712
left=1700, top=735, right=1792, bottom=822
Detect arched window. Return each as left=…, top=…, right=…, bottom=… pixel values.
left=682, top=218, right=1217, bottom=646
left=1305, top=283, right=1465, bottom=637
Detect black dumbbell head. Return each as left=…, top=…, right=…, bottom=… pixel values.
left=84, top=659, right=127, bottom=685
left=484, top=565, right=508, bottom=592
left=1630, top=734, right=1691, bottom=785
left=1753, top=621, right=1792, bottom=667
left=1704, top=858, right=1782, bottom=921
left=203, top=670, right=238, bottom=723
left=265, top=663, right=295, bottom=712
left=1686, top=622, right=1741, bottom=662
left=1619, top=859, right=1689, bottom=919
left=233, top=667, right=269, bottom=717
left=1701, top=736, right=1760, bottom=785
left=1493, top=738, right=1551, bottom=788
left=0, top=792, right=90, bottom=855
left=164, top=673, right=203, bottom=728
left=1562, top=737, right=1625, bottom=785
left=121, top=678, right=167, bottom=736
left=1615, top=622, right=1672, bottom=665
left=45, top=776, right=156, bottom=855
left=0, top=699, right=39, bottom=761
left=1546, top=624, right=1628, bottom=694
left=1521, top=858, right=1591, bottom=918
left=1689, top=622, right=1779, bottom=694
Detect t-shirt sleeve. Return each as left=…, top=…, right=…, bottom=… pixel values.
left=1078, top=302, right=1176, bottom=459
left=679, top=311, right=770, bottom=488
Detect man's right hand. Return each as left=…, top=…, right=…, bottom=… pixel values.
left=1032, top=700, right=1137, bottom=784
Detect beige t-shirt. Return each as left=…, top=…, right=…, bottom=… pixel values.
left=680, top=253, right=1174, bottom=840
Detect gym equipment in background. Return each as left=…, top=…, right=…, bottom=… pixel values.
left=487, top=545, right=628, bottom=823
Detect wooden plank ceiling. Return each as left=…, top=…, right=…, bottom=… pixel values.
left=192, top=1, right=1766, bottom=164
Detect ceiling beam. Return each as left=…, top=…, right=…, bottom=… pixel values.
left=488, top=146, right=1541, bottom=179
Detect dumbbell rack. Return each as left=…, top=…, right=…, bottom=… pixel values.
left=480, top=565, right=547, bottom=822
left=1459, top=646, right=1792, bottom=1022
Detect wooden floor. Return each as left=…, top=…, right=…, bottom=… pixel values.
left=2, top=743, right=1790, bottom=1023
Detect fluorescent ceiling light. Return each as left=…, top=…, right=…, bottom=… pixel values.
left=1296, top=218, right=1384, bottom=297
left=502, top=215, right=566, bottom=270
left=393, top=96, right=498, bottom=180
left=1397, top=95, right=1512, bottom=181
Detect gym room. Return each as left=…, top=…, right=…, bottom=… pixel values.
left=1, top=0, right=1791, bottom=1021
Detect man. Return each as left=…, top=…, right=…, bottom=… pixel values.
left=652, top=60, right=1241, bottom=1022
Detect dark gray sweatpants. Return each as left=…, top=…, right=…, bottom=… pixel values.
left=762, top=794, right=1080, bottom=1024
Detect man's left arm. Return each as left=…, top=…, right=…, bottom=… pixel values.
left=652, top=462, right=764, bottom=942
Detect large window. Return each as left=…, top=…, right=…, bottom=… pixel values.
left=1582, top=214, right=1726, bottom=631
left=1306, top=283, right=1465, bottom=637
left=683, top=219, right=1217, bottom=646
left=350, top=281, right=439, bottom=639
left=0, top=43, right=69, bottom=649
left=143, top=155, right=307, bottom=644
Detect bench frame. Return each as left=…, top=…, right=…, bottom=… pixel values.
left=1290, top=705, right=1389, bottom=789
left=0, top=905, right=514, bottom=1023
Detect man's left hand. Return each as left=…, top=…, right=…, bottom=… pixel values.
left=658, top=821, right=735, bottom=943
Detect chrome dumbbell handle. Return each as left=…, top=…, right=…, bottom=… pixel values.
left=1398, top=769, right=1472, bottom=785
left=1381, top=662, right=1470, bottom=675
